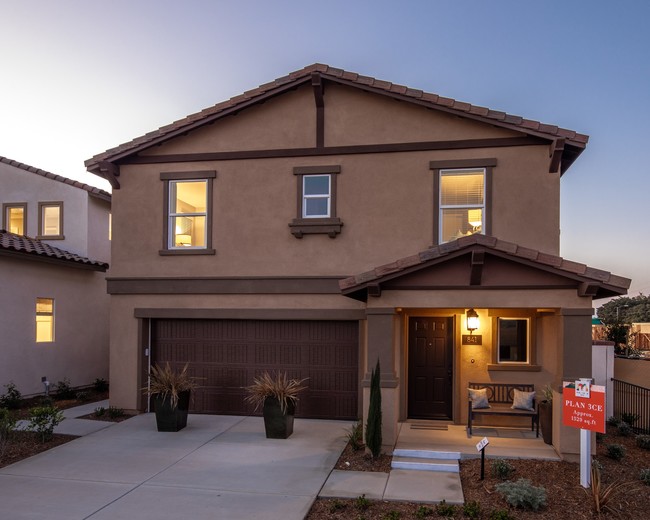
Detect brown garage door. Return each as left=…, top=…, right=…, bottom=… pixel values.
left=152, top=319, right=359, bottom=420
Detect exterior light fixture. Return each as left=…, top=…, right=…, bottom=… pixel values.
left=466, top=308, right=479, bottom=334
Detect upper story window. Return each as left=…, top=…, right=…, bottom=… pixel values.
left=430, top=159, right=495, bottom=245
left=160, top=171, right=216, bottom=255
left=36, top=297, right=55, bottom=343
left=497, top=318, right=529, bottom=363
left=290, top=165, right=343, bottom=238
left=3, top=203, right=26, bottom=235
left=37, top=202, right=64, bottom=239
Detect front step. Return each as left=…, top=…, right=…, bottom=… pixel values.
left=391, top=449, right=461, bottom=473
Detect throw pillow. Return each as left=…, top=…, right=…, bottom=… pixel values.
left=468, top=387, right=490, bottom=409
left=512, top=389, right=536, bottom=411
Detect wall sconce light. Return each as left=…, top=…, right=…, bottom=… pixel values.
left=466, top=308, right=479, bottom=334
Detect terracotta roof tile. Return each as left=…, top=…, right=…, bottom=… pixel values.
left=85, top=63, right=590, bottom=170
left=355, top=270, right=379, bottom=284
left=419, top=247, right=443, bottom=262
left=607, top=274, right=632, bottom=290
left=536, top=252, right=563, bottom=268
left=560, top=259, right=587, bottom=275
left=583, top=267, right=612, bottom=282
left=0, top=231, right=108, bottom=271
left=338, top=276, right=359, bottom=290
left=374, top=261, right=402, bottom=277
left=493, top=239, right=518, bottom=255
left=514, top=245, right=539, bottom=261
left=397, top=254, right=422, bottom=269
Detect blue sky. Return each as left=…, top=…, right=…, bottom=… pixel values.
left=2, top=0, right=649, bottom=298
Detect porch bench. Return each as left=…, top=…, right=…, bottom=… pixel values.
left=467, top=382, right=539, bottom=437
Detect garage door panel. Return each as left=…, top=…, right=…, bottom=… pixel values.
left=152, top=319, right=358, bottom=420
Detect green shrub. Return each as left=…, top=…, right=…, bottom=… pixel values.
left=0, top=407, right=17, bottom=458
left=435, top=500, right=456, bottom=517
left=94, top=406, right=106, bottom=417
left=0, top=382, right=22, bottom=410
left=636, top=435, right=650, bottom=450
left=621, top=412, right=639, bottom=425
left=27, top=406, right=64, bottom=442
left=347, top=421, right=364, bottom=451
left=462, top=500, right=481, bottom=518
left=495, top=478, right=547, bottom=511
left=365, top=359, right=382, bottom=459
left=93, top=378, right=109, bottom=393
left=606, top=416, right=621, bottom=427
left=54, top=378, right=75, bottom=400
left=415, top=505, right=434, bottom=518
left=383, top=511, right=401, bottom=520
left=488, top=510, right=514, bottom=520
left=355, top=494, right=370, bottom=511
left=617, top=421, right=633, bottom=437
left=641, top=469, right=650, bottom=486
left=75, top=391, right=90, bottom=402
left=491, top=459, right=515, bottom=480
left=107, top=406, right=125, bottom=419
left=606, top=443, right=626, bottom=461
left=328, top=499, right=346, bottom=513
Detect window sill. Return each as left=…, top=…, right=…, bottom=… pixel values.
left=487, top=364, right=542, bottom=372
left=159, top=249, right=216, bottom=256
left=289, top=218, right=343, bottom=238
left=36, top=235, right=65, bottom=240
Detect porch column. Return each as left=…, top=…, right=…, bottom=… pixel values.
left=363, top=308, right=399, bottom=449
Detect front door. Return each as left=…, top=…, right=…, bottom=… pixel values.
left=408, top=317, right=453, bottom=419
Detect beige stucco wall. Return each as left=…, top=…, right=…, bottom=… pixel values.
left=0, top=257, right=109, bottom=396
left=614, top=357, right=650, bottom=387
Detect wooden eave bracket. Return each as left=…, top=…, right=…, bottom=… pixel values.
left=311, top=72, right=325, bottom=148
left=368, top=283, right=382, bottom=298
left=578, top=282, right=600, bottom=297
left=470, top=250, right=485, bottom=286
left=98, top=161, right=121, bottom=189
left=549, top=138, right=565, bottom=174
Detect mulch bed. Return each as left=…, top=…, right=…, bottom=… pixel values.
left=0, top=431, right=76, bottom=469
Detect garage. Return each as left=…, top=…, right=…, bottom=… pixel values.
left=151, top=318, right=359, bottom=420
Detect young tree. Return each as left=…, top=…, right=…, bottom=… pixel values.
left=597, top=294, right=650, bottom=325
left=365, top=359, right=382, bottom=459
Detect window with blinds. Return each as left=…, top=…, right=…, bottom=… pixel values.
left=439, top=168, right=485, bottom=243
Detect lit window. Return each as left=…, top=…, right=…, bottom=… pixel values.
left=38, top=202, right=63, bottom=239
left=302, top=175, right=331, bottom=218
left=36, top=298, right=54, bottom=343
left=3, top=204, right=26, bottom=235
left=169, top=180, right=207, bottom=248
left=439, top=168, right=485, bottom=243
left=497, top=318, right=529, bottom=363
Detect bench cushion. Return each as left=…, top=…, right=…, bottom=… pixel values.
left=468, top=387, right=490, bottom=409
left=511, top=389, right=536, bottom=411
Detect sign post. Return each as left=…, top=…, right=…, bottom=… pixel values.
left=476, top=437, right=489, bottom=480
left=562, top=379, right=606, bottom=488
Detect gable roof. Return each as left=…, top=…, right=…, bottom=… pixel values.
left=0, top=231, right=109, bottom=271
left=339, top=234, right=630, bottom=301
left=1, top=156, right=111, bottom=202
left=85, top=63, right=587, bottom=179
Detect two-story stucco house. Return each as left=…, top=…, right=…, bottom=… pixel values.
left=0, top=156, right=111, bottom=396
left=85, top=64, right=629, bottom=459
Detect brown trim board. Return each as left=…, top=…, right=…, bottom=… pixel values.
left=134, top=308, right=366, bottom=320
left=107, top=276, right=346, bottom=294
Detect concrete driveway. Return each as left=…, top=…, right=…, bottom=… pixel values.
left=0, top=413, right=352, bottom=520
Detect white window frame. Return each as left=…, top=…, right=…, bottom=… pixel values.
left=438, top=168, right=486, bottom=243
left=302, top=174, right=331, bottom=218
left=37, top=202, right=64, bottom=239
left=36, top=297, right=55, bottom=343
left=496, top=317, right=530, bottom=364
left=168, top=179, right=208, bottom=250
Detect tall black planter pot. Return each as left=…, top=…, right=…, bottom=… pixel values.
left=153, top=390, right=191, bottom=432
left=263, top=397, right=295, bottom=439
left=539, top=400, right=553, bottom=445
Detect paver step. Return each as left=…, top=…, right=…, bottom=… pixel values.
left=393, top=449, right=461, bottom=460
left=391, top=456, right=460, bottom=473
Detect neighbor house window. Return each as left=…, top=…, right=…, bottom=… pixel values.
left=37, top=202, right=64, bottom=239
left=3, top=203, right=26, bottom=235
left=36, top=298, right=54, bottom=342
left=160, top=171, right=215, bottom=255
left=430, top=159, right=495, bottom=244
left=497, top=318, right=529, bottom=363
left=289, top=165, right=342, bottom=238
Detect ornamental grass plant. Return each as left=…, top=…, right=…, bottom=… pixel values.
left=144, top=363, right=199, bottom=409
left=244, top=371, right=307, bottom=414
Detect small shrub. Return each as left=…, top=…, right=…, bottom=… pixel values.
left=591, top=463, right=628, bottom=514
left=606, top=443, right=626, bottom=461
left=365, top=359, right=382, bottom=459
left=415, top=505, right=434, bottom=518
left=495, top=478, right=547, bottom=511
left=462, top=500, right=481, bottom=518
left=347, top=421, right=364, bottom=451
left=617, top=421, right=633, bottom=437
left=355, top=494, right=370, bottom=511
left=435, top=499, right=456, bottom=517
left=27, top=406, right=64, bottom=442
left=491, top=459, right=515, bottom=480
left=328, top=499, right=346, bottom=513
left=54, top=378, right=75, bottom=400
left=0, top=407, right=17, bottom=458
left=94, top=406, right=106, bottom=417
left=0, top=381, right=22, bottom=409
left=621, top=412, right=639, bottom=425
left=640, top=469, right=650, bottom=486
left=488, top=510, right=514, bottom=520
left=93, top=378, right=109, bottom=393
left=383, top=511, right=401, bottom=520
left=75, top=391, right=90, bottom=402
left=606, top=416, right=621, bottom=427
left=107, top=406, right=125, bottom=419
left=636, top=435, right=650, bottom=450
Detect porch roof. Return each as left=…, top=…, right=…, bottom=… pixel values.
left=339, top=234, right=630, bottom=302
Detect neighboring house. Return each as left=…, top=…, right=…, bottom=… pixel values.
left=0, top=156, right=111, bottom=396
left=85, top=64, right=629, bottom=459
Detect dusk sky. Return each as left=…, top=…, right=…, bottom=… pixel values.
left=2, top=1, right=648, bottom=301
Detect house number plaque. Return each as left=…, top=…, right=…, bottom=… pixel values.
left=462, top=335, right=482, bottom=345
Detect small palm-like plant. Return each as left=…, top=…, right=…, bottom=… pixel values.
left=145, top=363, right=199, bottom=409
left=245, top=371, right=307, bottom=414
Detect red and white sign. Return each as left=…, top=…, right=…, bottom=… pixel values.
left=562, top=381, right=606, bottom=433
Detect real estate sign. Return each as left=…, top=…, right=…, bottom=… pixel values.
left=562, top=380, right=606, bottom=433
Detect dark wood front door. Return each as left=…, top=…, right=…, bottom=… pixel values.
left=408, top=317, right=453, bottom=420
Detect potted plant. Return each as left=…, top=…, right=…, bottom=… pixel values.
left=538, top=384, right=553, bottom=445
left=144, top=363, right=198, bottom=432
left=245, top=371, right=307, bottom=439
